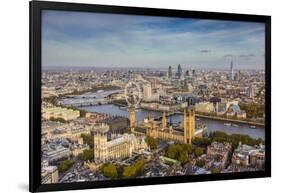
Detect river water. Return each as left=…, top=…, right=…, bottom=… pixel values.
left=62, top=90, right=265, bottom=140
left=82, top=104, right=265, bottom=140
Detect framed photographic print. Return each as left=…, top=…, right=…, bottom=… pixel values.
left=30, top=1, right=271, bottom=192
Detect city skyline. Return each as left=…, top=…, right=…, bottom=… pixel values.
left=42, top=10, right=265, bottom=70
left=41, top=66, right=266, bottom=183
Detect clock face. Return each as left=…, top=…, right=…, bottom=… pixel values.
left=125, top=81, right=142, bottom=108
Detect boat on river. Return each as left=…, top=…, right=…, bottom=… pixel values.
left=224, top=123, right=231, bottom=127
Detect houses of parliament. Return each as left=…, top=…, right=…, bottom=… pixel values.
left=92, top=104, right=205, bottom=162
left=131, top=105, right=205, bottom=144
left=93, top=124, right=148, bottom=162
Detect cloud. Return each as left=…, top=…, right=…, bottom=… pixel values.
left=200, top=49, right=211, bottom=53
left=239, top=54, right=255, bottom=57
left=42, top=10, right=265, bottom=69
left=224, top=54, right=233, bottom=58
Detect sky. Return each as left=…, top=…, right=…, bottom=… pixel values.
left=42, top=10, right=265, bottom=70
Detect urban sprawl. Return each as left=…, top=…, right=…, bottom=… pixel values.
left=41, top=62, right=265, bottom=184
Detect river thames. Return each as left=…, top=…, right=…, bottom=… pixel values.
left=61, top=90, right=265, bottom=140
left=81, top=104, right=265, bottom=140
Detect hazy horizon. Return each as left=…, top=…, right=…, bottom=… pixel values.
left=42, top=10, right=265, bottom=70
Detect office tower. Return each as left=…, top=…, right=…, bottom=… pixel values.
left=230, top=59, right=234, bottom=81
left=177, top=64, right=182, bottom=77
left=192, top=69, right=196, bottom=77
left=143, top=83, right=153, bottom=101
left=168, top=66, right=172, bottom=78
left=234, top=70, right=241, bottom=81
left=185, top=70, right=190, bottom=77
left=248, top=85, right=255, bottom=98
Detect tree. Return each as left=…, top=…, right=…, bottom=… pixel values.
left=192, top=137, right=211, bottom=147
left=59, top=160, right=74, bottom=173
left=178, top=152, right=189, bottom=164
left=239, top=103, right=265, bottom=119
left=80, top=134, right=95, bottom=148
left=123, top=166, right=137, bottom=179
left=208, top=131, right=264, bottom=149
left=182, top=144, right=193, bottom=154
left=211, top=168, right=221, bottom=174
left=166, top=144, right=190, bottom=165
left=102, top=164, right=118, bottom=179
left=124, top=128, right=132, bottom=134
left=134, top=159, right=146, bottom=175
left=77, top=149, right=95, bottom=161
left=49, top=117, right=66, bottom=123
left=166, top=144, right=179, bottom=159
left=43, top=96, right=58, bottom=105
left=209, top=131, right=228, bottom=139
left=146, top=136, right=158, bottom=149
left=194, top=147, right=204, bottom=157
left=121, top=159, right=146, bottom=178
left=196, top=159, right=205, bottom=168
left=116, top=164, right=124, bottom=178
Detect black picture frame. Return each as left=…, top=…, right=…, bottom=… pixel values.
left=30, top=1, right=271, bottom=192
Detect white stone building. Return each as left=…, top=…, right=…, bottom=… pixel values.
left=93, top=124, right=148, bottom=162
